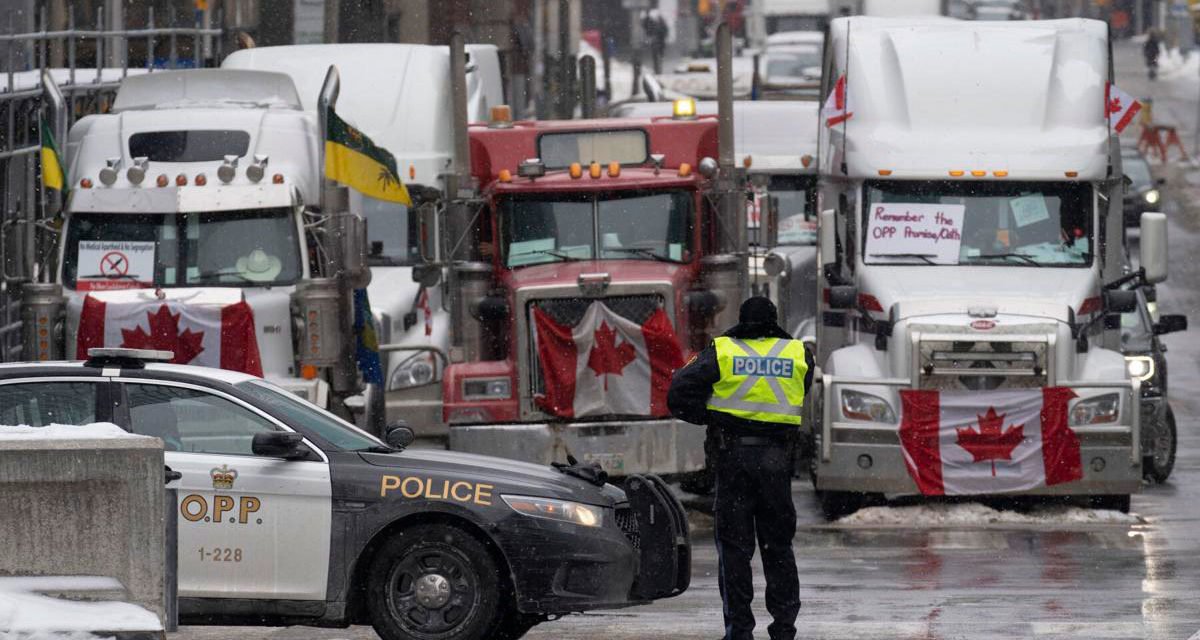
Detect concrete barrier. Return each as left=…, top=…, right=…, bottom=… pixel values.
left=0, top=430, right=166, bottom=623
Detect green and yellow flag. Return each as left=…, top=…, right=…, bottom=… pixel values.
left=39, top=114, right=66, bottom=192
left=324, top=107, right=411, bottom=206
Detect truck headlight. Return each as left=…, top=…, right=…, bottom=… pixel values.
left=1125, top=356, right=1155, bottom=382
left=502, top=495, right=603, bottom=527
left=462, top=377, right=511, bottom=400
left=388, top=351, right=437, bottom=391
left=1144, top=189, right=1160, bottom=205
left=841, top=390, right=897, bottom=423
left=1070, top=393, right=1120, bottom=426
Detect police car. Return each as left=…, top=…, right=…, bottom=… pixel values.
left=1, top=349, right=690, bottom=639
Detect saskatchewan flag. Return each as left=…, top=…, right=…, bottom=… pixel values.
left=39, top=114, right=66, bottom=192
left=324, top=106, right=411, bottom=206
left=352, top=288, right=384, bottom=386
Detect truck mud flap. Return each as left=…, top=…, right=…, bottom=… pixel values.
left=625, top=473, right=691, bottom=600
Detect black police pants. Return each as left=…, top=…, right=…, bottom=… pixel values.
left=714, top=435, right=800, bottom=640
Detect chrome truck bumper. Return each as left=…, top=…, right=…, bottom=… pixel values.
left=813, top=375, right=1142, bottom=496
left=449, top=418, right=708, bottom=477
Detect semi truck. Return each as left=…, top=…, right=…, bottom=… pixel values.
left=811, top=17, right=1168, bottom=517
left=434, top=29, right=749, bottom=477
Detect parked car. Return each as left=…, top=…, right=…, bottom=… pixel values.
left=1119, top=288, right=1187, bottom=482
left=1123, top=149, right=1164, bottom=227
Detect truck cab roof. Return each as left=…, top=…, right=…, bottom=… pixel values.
left=112, top=69, right=302, bottom=111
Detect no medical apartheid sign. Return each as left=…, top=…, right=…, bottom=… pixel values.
left=866, top=203, right=965, bottom=265
left=76, top=240, right=156, bottom=290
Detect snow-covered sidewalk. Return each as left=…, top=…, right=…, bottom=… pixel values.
left=0, top=576, right=162, bottom=639
left=837, top=502, right=1142, bottom=527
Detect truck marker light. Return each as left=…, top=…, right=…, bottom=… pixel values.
left=301, top=364, right=318, bottom=380
left=673, top=97, right=697, bottom=119
left=488, top=104, right=513, bottom=128
left=175, top=174, right=188, bottom=186
left=993, top=170, right=1009, bottom=177
left=569, top=163, right=583, bottom=179
left=272, top=173, right=285, bottom=184
left=949, top=170, right=964, bottom=177
left=743, top=155, right=753, bottom=169
left=1065, top=171, right=1078, bottom=178
left=156, top=174, right=168, bottom=187
left=409, top=164, right=416, bottom=180
left=79, top=178, right=93, bottom=189
left=801, top=154, right=813, bottom=168
left=194, top=173, right=207, bottom=186
left=971, top=170, right=986, bottom=177
left=498, top=169, right=512, bottom=183
left=608, top=162, right=620, bottom=178
left=678, top=163, right=693, bottom=177
left=589, top=162, right=602, bottom=179
left=877, top=169, right=892, bottom=176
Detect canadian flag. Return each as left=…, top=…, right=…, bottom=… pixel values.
left=898, top=388, right=1082, bottom=496
left=823, top=73, right=853, bottom=127
left=76, top=288, right=263, bottom=376
left=533, top=301, right=684, bottom=419
left=1106, top=82, right=1141, bottom=134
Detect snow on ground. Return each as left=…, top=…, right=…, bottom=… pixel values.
left=839, top=502, right=1141, bottom=526
left=0, top=423, right=146, bottom=440
left=0, top=576, right=161, bottom=637
left=1157, top=46, right=1199, bottom=81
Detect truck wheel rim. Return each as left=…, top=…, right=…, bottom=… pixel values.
left=387, top=546, right=478, bottom=636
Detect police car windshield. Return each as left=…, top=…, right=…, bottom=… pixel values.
left=500, top=190, right=694, bottom=267
left=236, top=380, right=385, bottom=452
left=863, top=180, right=1094, bottom=267
left=63, top=208, right=302, bottom=290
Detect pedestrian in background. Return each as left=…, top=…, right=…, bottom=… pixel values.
left=668, top=296, right=813, bottom=640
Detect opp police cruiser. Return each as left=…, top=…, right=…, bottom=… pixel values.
left=668, top=297, right=812, bottom=640
left=0, top=349, right=690, bottom=640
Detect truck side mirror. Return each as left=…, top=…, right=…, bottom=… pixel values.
left=1155, top=314, right=1188, bottom=335
left=416, top=203, right=441, bottom=263
left=828, top=285, right=857, bottom=310
left=819, top=208, right=837, bottom=266
left=412, top=264, right=441, bottom=287
left=1104, top=289, right=1137, bottom=314
left=1140, top=212, right=1168, bottom=284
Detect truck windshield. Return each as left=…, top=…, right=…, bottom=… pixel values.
left=63, top=208, right=302, bottom=290
left=770, top=175, right=817, bottom=246
left=500, top=190, right=693, bottom=267
left=862, top=180, right=1093, bottom=267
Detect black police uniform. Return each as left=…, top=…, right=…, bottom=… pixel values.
left=668, top=297, right=814, bottom=640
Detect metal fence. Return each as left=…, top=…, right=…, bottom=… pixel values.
left=0, top=7, right=223, bottom=361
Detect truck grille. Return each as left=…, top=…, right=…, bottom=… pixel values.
left=918, top=338, right=1048, bottom=391
left=614, top=504, right=641, bottom=550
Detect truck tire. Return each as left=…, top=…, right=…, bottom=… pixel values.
left=817, top=490, right=864, bottom=521
left=1089, top=494, right=1132, bottom=514
left=1144, top=406, right=1177, bottom=484
left=366, top=524, right=503, bottom=640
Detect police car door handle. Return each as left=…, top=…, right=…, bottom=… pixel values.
left=165, top=465, right=183, bottom=485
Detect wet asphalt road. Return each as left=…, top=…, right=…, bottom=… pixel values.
left=172, top=41, right=1200, bottom=640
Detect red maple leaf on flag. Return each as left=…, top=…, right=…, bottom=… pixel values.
left=120, top=304, right=205, bottom=365
left=955, top=406, right=1025, bottom=476
left=1107, top=96, right=1122, bottom=115
left=586, top=321, right=637, bottom=390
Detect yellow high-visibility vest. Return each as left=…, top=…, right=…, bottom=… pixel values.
left=706, top=336, right=807, bottom=426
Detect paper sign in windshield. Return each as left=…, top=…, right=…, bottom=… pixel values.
left=866, top=203, right=965, bottom=265
left=1009, top=194, right=1051, bottom=228
left=76, top=241, right=155, bottom=290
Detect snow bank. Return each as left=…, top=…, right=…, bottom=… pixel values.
left=838, top=502, right=1141, bottom=526
left=0, top=576, right=161, bottom=637
left=0, top=423, right=146, bottom=441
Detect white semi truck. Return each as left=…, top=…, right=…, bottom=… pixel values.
left=222, top=44, right=504, bottom=439
left=811, top=17, right=1168, bottom=517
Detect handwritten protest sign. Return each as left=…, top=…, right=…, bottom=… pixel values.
left=865, top=203, right=966, bottom=265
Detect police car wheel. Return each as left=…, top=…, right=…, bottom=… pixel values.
left=366, top=524, right=502, bottom=640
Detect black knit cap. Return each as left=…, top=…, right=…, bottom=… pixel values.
left=738, top=296, right=778, bottom=325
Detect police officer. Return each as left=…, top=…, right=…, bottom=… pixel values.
left=668, top=296, right=813, bottom=640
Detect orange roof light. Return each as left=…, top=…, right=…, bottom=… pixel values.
left=589, top=162, right=602, bottom=179
left=949, top=170, right=965, bottom=177
left=878, top=169, right=892, bottom=176
left=970, top=170, right=986, bottom=177
left=742, top=155, right=753, bottom=169
left=272, top=173, right=285, bottom=184
left=993, top=170, right=1009, bottom=177
left=678, top=162, right=693, bottom=177
left=79, top=178, right=93, bottom=189
left=800, top=154, right=813, bottom=168
left=489, top=104, right=513, bottom=128
left=300, top=364, right=318, bottom=380
left=569, top=162, right=583, bottom=179
left=1065, top=171, right=1078, bottom=178
left=608, top=161, right=620, bottom=178
left=175, top=173, right=187, bottom=186
left=498, top=169, right=513, bottom=183
left=194, top=173, right=207, bottom=186
left=409, top=164, right=416, bottom=180
left=156, top=174, right=168, bottom=187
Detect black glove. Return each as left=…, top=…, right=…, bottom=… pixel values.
left=552, top=454, right=609, bottom=487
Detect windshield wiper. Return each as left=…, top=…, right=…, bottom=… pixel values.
left=606, top=247, right=675, bottom=263
left=869, top=253, right=936, bottom=265
left=77, top=273, right=141, bottom=280
left=975, top=253, right=1043, bottom=267
left=193, top=269, right=251, bottom=283
left=515, top=249, right=585, bottom=263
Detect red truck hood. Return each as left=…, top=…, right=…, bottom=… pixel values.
left=506, top=260, right=691, bottom=290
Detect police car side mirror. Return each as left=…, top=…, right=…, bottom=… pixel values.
left=385, top=422, right=416, bottom=449
left=252, top=431, right=309, bottom=460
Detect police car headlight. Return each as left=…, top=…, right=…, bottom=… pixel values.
left=502, top=495, right=603, bottom=527
left=388, top=351, right=438, bottom=391
left=1070, top=393, right=1120, bottom=426
left=841, top=390, right=896, bottom=423
left=1144, top=189, right=1160, bottom=205
left=1125, top=355, right=1155, bottom=382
